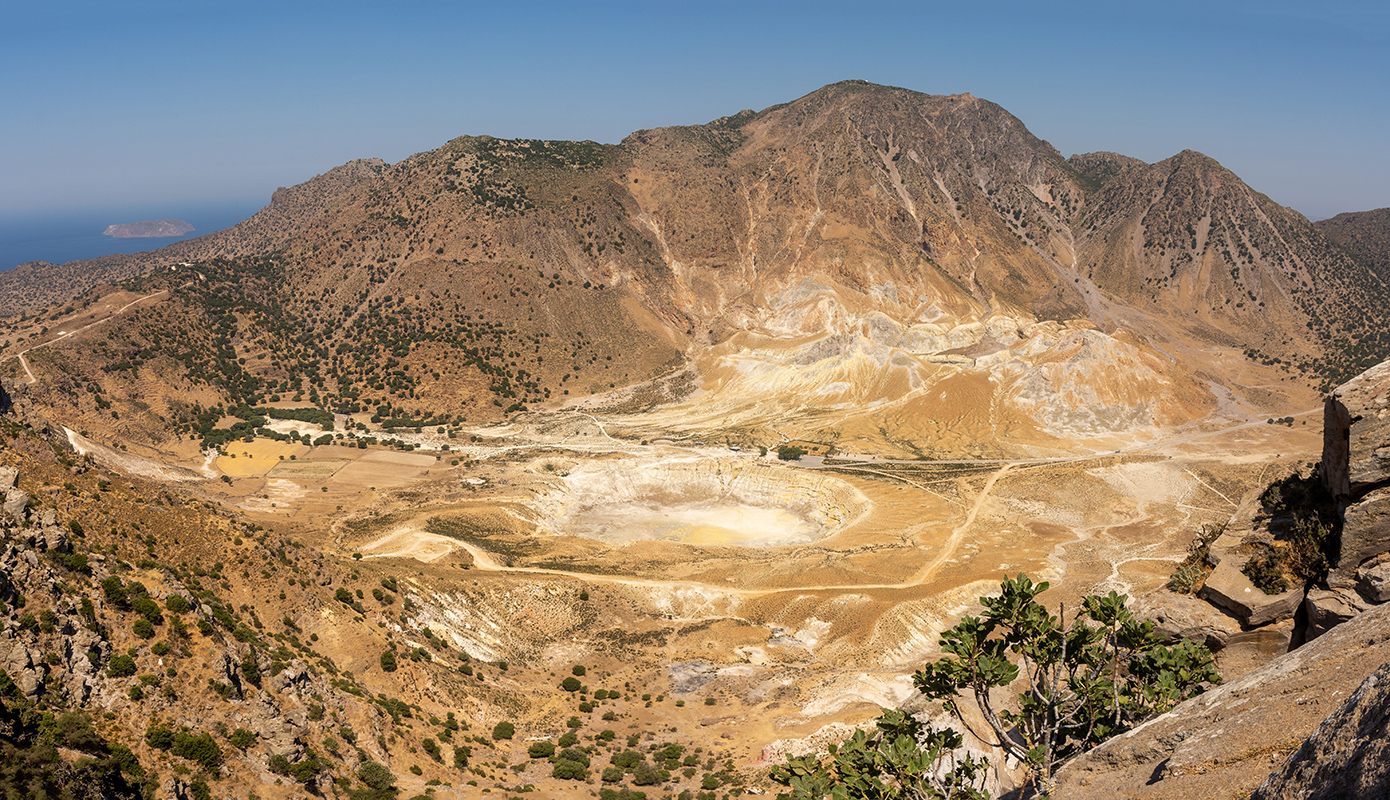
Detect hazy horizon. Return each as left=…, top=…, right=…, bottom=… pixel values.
left=0, top=201, right=261, bottom=271
left=5, top=1, right=1388, bottom=224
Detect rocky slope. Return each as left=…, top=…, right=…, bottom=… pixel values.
left=1315, top=206, right=1390, bottom=285
left=0, top=398, right=778, bottom=799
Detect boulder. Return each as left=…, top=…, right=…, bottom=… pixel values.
left=1216, top=619, right=1295, bottom=682
left=1200, top=557, right=1303, bottom=627
left=1, top=490, right=27, bottom=526
left=66, top=674, right=90, bottom=704
left=269, top=660, right=312, bottom=693
left=1322, top=357, right=1390, bottom=500
left=17, top=666, right=42, bottom=698
left=4, top=641, right=32, bottom=675
left=1137, top=592, right=1242, bottom=651
left=42, top=527, right=67, bottom=554
left=159, top=777, right=190, bottom=800
left=1358, top=556, right=1390, bottom=603
left=1305, top=587, right=1373, bottom=640
left=1053, top=600, right=1390, bottom=800
left=1250, top=662, right=1390, bottom=800
left=0, top=467, right=16, bottom=492
left=1330, top=487, right=1390, bottom=588
left=245, top=695, right=307, bottom=759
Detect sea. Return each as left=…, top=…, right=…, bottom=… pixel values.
left=0, top=201, right=262, bottom=272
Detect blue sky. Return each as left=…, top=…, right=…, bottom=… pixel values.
left=3, top=0, right=1387, bottom=221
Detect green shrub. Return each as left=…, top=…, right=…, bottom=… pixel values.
left=561, top=676, right=581, bottom=692
left=229, top=729, right=256, bottom=750
left=165, top=595, right=190, bottom=614
left=528, top=741, right=556, bottom=759
left=558, top=747, right=590, bottom=768
left=632, top=762, right=664, bottom=785
left=1168, top=523, right=1225, bottom=594
left=241, top=655, right=261, bottom=686
left=171, top=730, right=221, bottom=770
left=1286, top=517, right=1333, bottom=584
left=379, top=650, right=398, bottom=672
left=145, top=726, right=174, bottom=750
left=781, top=574, right=1220, bottom=796
left=357, top=760, right=396, bottom=791
left=775, top=444, right=806, bottom=461
left=491, top=721, right=515, bottom=741
left=100, top=577, right=129, bottom=609
left=131, top=595, right=163, bottom=624
left=107, top=654, right=137, bottom=678
left=1243, top=545, right=1291, bottom=594
left=552, top=759, right=588, bottom=780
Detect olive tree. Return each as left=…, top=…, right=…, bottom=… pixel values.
left=772, top=575, right=1221, bottom=799
left=914, top=575, right=1220, bottom=797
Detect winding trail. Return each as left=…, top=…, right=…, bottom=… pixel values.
left=10, top=289, right=170, bottom=385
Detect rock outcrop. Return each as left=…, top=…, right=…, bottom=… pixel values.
left=1324, top=358, right=1390, bottom=587
left=1304, top=587, right=1372, bottom=640
left=1250, top=661, right=1390, bottom=800
left=1139, top=592, right=1242, bottom=651
left=1053, top=599, right=1390, bottom=799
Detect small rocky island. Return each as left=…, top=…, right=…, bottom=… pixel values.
left=102, top=219, right=194, bottom=238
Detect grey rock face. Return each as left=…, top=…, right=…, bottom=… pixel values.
left=1359, top=556, right=1390, bottom=603
left=269, top=660, right=312, bottom=693
left=245, top=694, right=307, bottom=759
left=1305, top=587, right=1373, bottom=640
left=1251, top=662, right=1390, bottom=800
left=1332, top=487, right=1390, bottom=588
left=1217, top=619, right=1295, bottom=681
left=42, top=526, right=68, bottom=554
left=1322, top=359, right=1390, bottom=594
left=17, top=666, right=42, bottom=698
left=1, top=490, right=28, bottom=525
left=1323, top=358, right=1390, bottom=500
left=66, top=674, right=90, bottom=704
left=1139, top=592, right=1242, bottom=651
left=4, top=641, right=33, bottom=675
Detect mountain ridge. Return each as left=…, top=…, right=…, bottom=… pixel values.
left=3, top=81, right=1387, bottom=456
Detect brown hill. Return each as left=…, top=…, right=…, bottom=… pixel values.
left=4, top=81, right=1388, bottom=454
left=1315, top=206, right=1390, bottom=284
